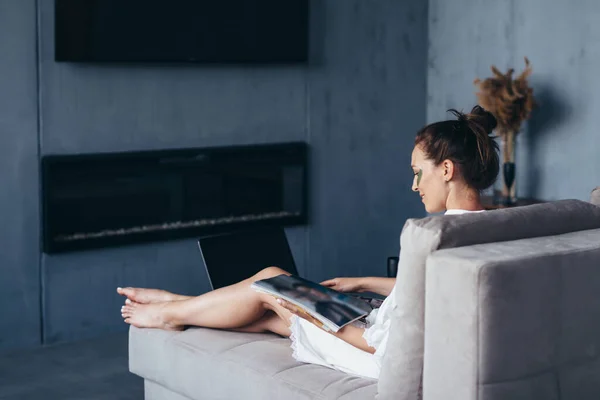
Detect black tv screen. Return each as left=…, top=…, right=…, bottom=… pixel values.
left=55, top=0, right=309, bottom=63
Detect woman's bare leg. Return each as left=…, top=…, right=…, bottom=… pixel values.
left=117, top=287, right=191, bottom=304
left=121, top=267, right=294, bottom=332
left=232, top=311, right=291, bottom=337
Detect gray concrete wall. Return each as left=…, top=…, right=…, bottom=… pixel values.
left=0, top=0, right=42, bottom=350
left=308, top=1, right=427, bottom=281
left=0, top=0, right=427, bottom=349
left=38, top=0, right=310, bottom=345
left=428, top=0, right=600, bottom=201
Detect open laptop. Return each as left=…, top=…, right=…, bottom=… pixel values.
left=198, top=227, right=299, bottom=290
left=197, top=227, right=385, bottom=305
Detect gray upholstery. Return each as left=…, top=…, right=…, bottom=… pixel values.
left=423, top=228, right=600, bottom=400
left=145, top=381, right=192, bottom=400
left=129, top=326, right=377, bottom=400
left=591, top=187, right=600, bottom=206
left=129, top=197, right=600, bottom=400
left=377, top=200, right=600, bottom=400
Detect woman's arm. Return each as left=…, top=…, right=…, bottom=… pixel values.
left=321, top=277, right=396, bottom=297
left=332, top=325, right=375, bottom=354
left=277, top=299, right=375, bottom=354
left=359, top=277, right=396, bottom=297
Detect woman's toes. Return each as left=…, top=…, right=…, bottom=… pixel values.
left=122, top=305, right=134, bottom=317
left=118, top=287, right=140, bottom=302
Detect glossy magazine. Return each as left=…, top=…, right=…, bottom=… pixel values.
left=251, top=274, right=372, bottom=332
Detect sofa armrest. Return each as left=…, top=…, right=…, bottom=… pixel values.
left=423, top=229, right=600, bottom=400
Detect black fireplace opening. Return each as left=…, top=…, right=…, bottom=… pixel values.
left=42, top=142, right=308, bottom=253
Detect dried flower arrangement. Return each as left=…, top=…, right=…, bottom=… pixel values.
left=474, top=57, right=536, bottom=139
left=473, top=58, right=536, bottom=204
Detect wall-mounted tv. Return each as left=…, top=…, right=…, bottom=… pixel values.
left=55, top=0, right=309, bottom=63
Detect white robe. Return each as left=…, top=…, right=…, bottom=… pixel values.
left=288, top=209, right=481, bottom=378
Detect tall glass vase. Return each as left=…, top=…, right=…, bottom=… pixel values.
left=501, top=130, right=517, bottom=205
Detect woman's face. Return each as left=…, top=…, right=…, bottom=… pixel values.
left=411, top=145, right=449, bottom=213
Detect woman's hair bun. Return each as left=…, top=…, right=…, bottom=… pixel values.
left=416, top=105, right=500, bottom=191
left=465, top=105, right=497, bottom=135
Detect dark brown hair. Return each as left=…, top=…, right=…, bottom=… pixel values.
left=415, top=106, right=499, bottom=191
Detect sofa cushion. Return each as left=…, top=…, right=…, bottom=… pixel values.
left=377, top=200, right=600, bottom=400
left=591, top=187, right=600, bottom=206
left=129, top=326, right=377, bottom=400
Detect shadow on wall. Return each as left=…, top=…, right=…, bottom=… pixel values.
left=525, top=82, right=572, bottom=197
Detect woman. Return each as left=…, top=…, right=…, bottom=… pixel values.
left=118, top=105, right=499, bottom=379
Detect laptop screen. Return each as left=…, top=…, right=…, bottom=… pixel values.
left=198, top=227, right=298, bottom=290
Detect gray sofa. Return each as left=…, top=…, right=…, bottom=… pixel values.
left=130, top=190, right=600, bottom=400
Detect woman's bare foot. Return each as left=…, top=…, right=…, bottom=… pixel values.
left=117, top=287, right=190, bottom=304
left=121, top=302, right=183, bottom=331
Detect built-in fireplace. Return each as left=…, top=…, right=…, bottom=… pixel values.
left=42, top=142, right=308, bottom=253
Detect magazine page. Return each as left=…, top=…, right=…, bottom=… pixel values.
left=251, top=274, right=372, bottom=332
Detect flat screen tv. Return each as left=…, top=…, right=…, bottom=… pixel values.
left=55, top=0, right=309, bottom=63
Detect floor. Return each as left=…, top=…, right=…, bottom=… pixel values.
left=0, top=333, right=143, bottom=400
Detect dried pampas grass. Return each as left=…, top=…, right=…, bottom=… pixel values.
left=474, top=57, right=536, bottom=138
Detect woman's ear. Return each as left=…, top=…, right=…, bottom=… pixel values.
left=442, top=159, right=455, bottom=182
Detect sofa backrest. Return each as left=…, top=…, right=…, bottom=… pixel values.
left=376, top=199, right=600, bottom=400
left=591, top=187, right=600, bottom=206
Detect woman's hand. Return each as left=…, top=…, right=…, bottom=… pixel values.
left=320, top=277, right=365, bottom=293
left=277, top=298, right=374, bottom=353
left=276, top=298, right=328, bottom=331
